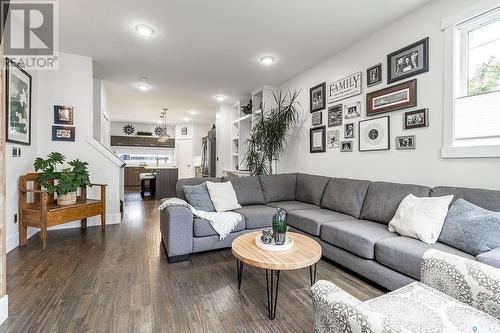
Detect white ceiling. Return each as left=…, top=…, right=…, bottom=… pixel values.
left=59, top=0, right=433, bottom=125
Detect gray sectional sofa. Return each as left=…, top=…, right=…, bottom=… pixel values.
left=160, top=173, right=500, bottom=290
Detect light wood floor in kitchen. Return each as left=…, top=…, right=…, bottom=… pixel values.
left=0, top=192, right=384, bottom=333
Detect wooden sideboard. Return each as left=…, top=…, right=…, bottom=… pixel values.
left=111, top=136, right=175, bottom=148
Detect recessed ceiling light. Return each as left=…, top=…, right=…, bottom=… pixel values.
left=184, top=117, right=190, bottom=122
left=215, top=95, right=226, bottom=102
left=136, top=78, right=151, bottom=91
left=135, top=24, right=154, bottom=37
left=188, top=110, right=198, bottom=115
left=260, top=55, right=276, bottom=65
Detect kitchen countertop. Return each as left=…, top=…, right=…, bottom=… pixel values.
left=143, top=166, right=178, bottom=170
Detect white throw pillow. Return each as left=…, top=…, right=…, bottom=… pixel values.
left=388, top=194, right=454, bottom=244
left=206, top=181, right=241, bottom=212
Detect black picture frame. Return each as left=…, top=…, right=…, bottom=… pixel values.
left=366, top=63, right=382, bottom=87
left=366, top=79, right=417, bottom=116
left=387, top=37, right=429, bottom=84
left=403, top=108, right=429, bottom=130
left=358, top=116, right=390, bottom=152
left=310, top=82, right=326, bottom=113
left=52, top=125, right=75, bottom=142
left=5, top=58, right=32, bottom=145
left=310, top=126, right=326, bottom=153
left=395, top=135, right=416, bottom=150
left=311, top=111, right=322, bottom=126
left=53, top=105, right=74, bottom=125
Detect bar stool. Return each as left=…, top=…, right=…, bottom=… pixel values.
left=140, top=173, right=156, bottom=198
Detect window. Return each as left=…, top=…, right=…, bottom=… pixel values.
left=442, top=4, right=500, bottom=158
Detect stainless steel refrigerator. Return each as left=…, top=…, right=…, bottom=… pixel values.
left=201, top=129, right=216, bottom=177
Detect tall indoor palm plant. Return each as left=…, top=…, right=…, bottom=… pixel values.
left=245, top=90, right=301, bottom=175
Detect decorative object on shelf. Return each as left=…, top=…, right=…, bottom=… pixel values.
left=310, top=126, right=326, bottom=153
left=6, top=58, right=32, bottom=145
left=387, top=37, right=429, bottom=84
left=154, top=126, right=162, bottom=136
left=241, top=99, right=253, bottom=115
left=181, top=127, right=188, bottom=135
left=396, top=135, right=416, bottom=150
left=53, top=105, right=74, bottom=125
left=272, top=208, right=288, bottom=245
left=310, top=82, right=326, bottom=112
left=327, top=129, right=340, bottom=149
left=311, top=111, right=322, bottom=126
left=137, top=131, right=152, bottom=136
left=260, top=230, right=273, bottom=245
left=33, top=152, right=91, bottom=206
left=367, top=63, right=382, bottom=87
left=344, top=123, right=355, bottom=139
left=344, top=102, right=361, bottom=119
left=366, top=79, right=417, bottom=116
left=123, top=124, right=135, bottom=135
left=328, top=104, right=343, bottom=127
left=52, top=125, right=75, bottom=142
left=328, top=71, right=362, bottom=104
left=245, top=90, right=301, bottom=175
left=157, top=107, right=171, bottom=142
left=359, top=116, right=390, bottom=151
left=340, top=141, right=353, bottom=152
left=404, top=108, right=428, bottom=130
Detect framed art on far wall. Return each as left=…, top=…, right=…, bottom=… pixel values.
left=340, top=141, right=353, bottom=152
left=328, top=104, right=343, bottom=127
left=310, top=82, right=326, bottom=113
left=54, top=105, right=74, bottom=125
left=311, top=111, right=322, bottom=126
left=6, top=58, right=32, bottom=145
left=327, top=129, right=339, bottom=149
left=367, top=63, right=382, bottom=87
left=404, top=108, right=428, bottom=129
left=387, top=37, right=429, bottom=84
left=359, top=116, right=390, bottom=152
left=52, top=125, right=75, bottom=142
left=396, top=135, right=416, bottom=150
left=310, top=126, right=326, bottom=153
left=366, top=79, right=417, bottom=116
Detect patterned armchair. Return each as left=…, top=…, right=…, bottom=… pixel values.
left=311, top=249, right=500, bottom=333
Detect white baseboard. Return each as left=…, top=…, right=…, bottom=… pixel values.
left=0, top=295, right=8, bottom=325
left=6, top=213, right=121, bottom=253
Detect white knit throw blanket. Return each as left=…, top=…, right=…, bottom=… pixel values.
left=158, top=198, right=242, bottom=240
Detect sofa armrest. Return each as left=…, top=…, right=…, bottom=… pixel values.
left=422, top=249, right=500, bottom=319
left=160, top=206, right=193, bottom=261
left=476, top=247, right=500, bottom=268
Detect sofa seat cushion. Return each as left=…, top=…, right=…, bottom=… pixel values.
left=476, top=247, right=500, bottom=268
left=295, top=173, right=330, bottom=205
left=193, top=217, right=245, bottom=237
left=266, top=201, right=320, bottom=212
left=321, top=220, right=398, bottom=259
left=375, top=237, right=474, bottom=280
left=287, top=209, right=355, bottom=237
left=232, top=205, right=275, bottom=229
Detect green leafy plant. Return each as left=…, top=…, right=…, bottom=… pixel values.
left=245, top=90, right=301, bottom=175
left=469, top=56, right=500, bottom=96
left=273, top=219, right=288, bottom=233
left=241, top=99, right=253, bottom=115
left=33, top=152, right=91, bottom=195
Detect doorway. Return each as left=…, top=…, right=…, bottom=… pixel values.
left=177, top=139, right=193, bottom=179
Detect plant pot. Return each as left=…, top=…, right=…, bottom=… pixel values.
left=274, top=231, right=286, bottom=245
left=57, top=191, right=77, bottom=206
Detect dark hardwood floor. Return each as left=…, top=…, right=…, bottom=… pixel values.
left=0, top=192, right=384, bottom=333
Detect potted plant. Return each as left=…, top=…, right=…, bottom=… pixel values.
left=33, top=152, right=91, bottom=206
left=272, top=208, right=288, bottom=245
left=241, top=99, right=253, bottom=115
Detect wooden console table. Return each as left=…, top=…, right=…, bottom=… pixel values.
left=19, top=173, right=107, bottom=250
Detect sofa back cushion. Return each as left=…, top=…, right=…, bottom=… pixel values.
left=176, top=177, right=221, bottom=200
left=431, top=186, right=500, bottom=212
left=295, top=173, right=330, bottom=205
left=258, top=173, right=297, bottom=203
left=360, top=181, right=431, bottom=224
left=228, top=176, right=266, bottom=206
left=321, top=178, right=371, bottom=218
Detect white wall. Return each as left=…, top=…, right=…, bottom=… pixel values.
left=93, top=79, right=111, bottom=147
left=278, top=0, right=500, bottom=190
left=215, top=104, right=232, bottom=177
left=191, top=123, right=213, bottom=160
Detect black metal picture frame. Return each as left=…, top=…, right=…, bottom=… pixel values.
left=366, top=63, right=382, bottom=87
left=403, top=108, right=429, bottom=130
left=310, top=126, right=326, bottom=153
left=310, top=82, right=326, bottom=113
left=358, top=116, right=390, bottom=152
left=52, top=125, right=75, bottom=142
left=53, top=105, right=74, bottom=125
left=387, top=37, right=429, bottom=84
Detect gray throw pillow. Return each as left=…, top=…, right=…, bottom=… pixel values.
left=183, top=183, right=215, bottom=212
left=439, top=198, right=500, bottom=256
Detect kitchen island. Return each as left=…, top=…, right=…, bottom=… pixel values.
left=124, top=165, right=178, bottom=200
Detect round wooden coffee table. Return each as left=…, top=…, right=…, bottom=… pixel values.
left=231, top=231, right=322, bottom=320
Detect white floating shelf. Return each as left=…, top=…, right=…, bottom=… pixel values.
left=232, top=137, right=239, bottom=141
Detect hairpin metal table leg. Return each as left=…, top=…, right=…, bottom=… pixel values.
left=237, top=259, right=244, bottom=290
left=309, top=263, right=317, bottom=286
left=266, top=269, right=280, bottom=320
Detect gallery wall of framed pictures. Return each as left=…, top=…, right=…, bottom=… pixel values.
left=308, top=37, right=431, bottom=155
left=52, top=105, right=75, bottom=141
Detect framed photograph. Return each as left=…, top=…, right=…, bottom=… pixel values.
left=340, top=141, right=353, bottom=152
left=181, top=127, right=188, bottom=135
left=310, top=126, right=326, bottom=153
left=52, top=125, right=75, bottom=142
left=359, top=116, right=390, bottom=152
left=310, top=82, right=326, bottom=113
left=366, top=79, right=417, bottom=116
left=328, top=72, right=362, bottom=104
left=396, top=135, right=416, bottom=150
left=387, top=37, right=429, bottom=84
left=311, top=111, right=322, bottom=126
left=404, top=108, right=428, bottom=129
left=327, top=129, right=340, bottom=149
left=328, top=104, right=343, bottom=127
left=6, top=58, right=32, bottom=145
left=344, top=102, right=361, bottom=119
left=367, top=63, right=382, bottom=87
left=344, top=123, right=355, bottom=139
left=53, top=105, right=74, bottom=125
